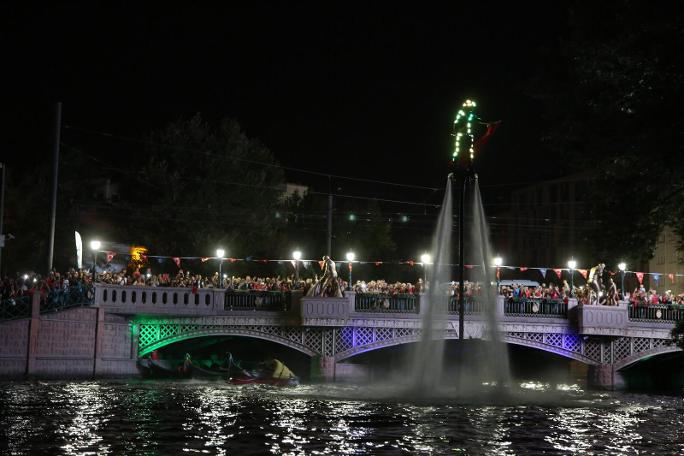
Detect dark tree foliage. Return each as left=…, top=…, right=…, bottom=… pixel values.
left=535, top=1, right=684, bottom=263
left=671, top=319, right=684, bottom=351
left=117, top=114, right=286, bottom=257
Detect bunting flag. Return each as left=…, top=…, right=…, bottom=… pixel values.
left=106, top=251, right=116, bottom=263
left=669, top=273, right=675, bottom=284
left=578, top=269, right=588, bottom=279
left=465, top=264, right=474, bottom=269
left=229, top=258, right=238, bottom=263
left=636, top=272, right=644, bottom=284
left=653, top=273, right=660, bottom=283
left=348, top=263, right=352, bottom=272
left=519, top=267, right=528, bottom=272
left=406, top=260, right=415, bottom=267
left=496, top=267, right=501, bottom=280
left=538, top=268, right=547, bottom=278
left=201, top=257, right=210, bottom=262
left=552, top=268, right=562, bottom=279
left=318, top=260, right=325, bottom=270
left=375, top=261, right=382, bottom=266
left=173, top=257, right=181, bottom=268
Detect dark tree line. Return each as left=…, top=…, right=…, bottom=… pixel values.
left=533, top=1, right=684, bottom=264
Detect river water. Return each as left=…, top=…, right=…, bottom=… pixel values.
left=1, top=381, right=683, bottom=455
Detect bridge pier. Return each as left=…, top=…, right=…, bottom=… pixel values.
left=588, top=364, right=625, bottom=390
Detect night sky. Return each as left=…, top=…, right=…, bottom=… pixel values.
left=3, top=2, right=568, bottom=190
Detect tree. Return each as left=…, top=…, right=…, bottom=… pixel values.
left=118, top=114, right=286, bottom=258
left=533, top=1, right=684, bottom=263
left=671, top=319, right=684, bottom=351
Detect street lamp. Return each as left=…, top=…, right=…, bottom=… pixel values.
left=89, top=240, right=101, bottom=275
left=493, top=256, right=503, bottom=292
left=216, top=248, right=225, bottom=288
left=345, top=251, right=355, bottom=291
left=567, top=259, right=577, bottom=296
left=618, top=262, right=627, bottom=301
left=292, top=250, right=302, bottom=282
left=420, top=252, right=432, bottom=286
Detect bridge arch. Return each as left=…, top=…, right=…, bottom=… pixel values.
left=334, top=331, right=599, bottom=366
left=614, top=345, right=682, bottom=371
left=137, top=325, right=319, bottom=357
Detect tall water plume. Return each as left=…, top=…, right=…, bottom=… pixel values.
left=410, top=176, right=453, bottom=392
left=466, top=176, right=511, bottom=387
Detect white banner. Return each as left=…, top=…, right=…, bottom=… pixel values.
left=75, top=231, right=83, bottom=269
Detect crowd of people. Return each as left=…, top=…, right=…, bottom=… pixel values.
left=3, top=266, right=684, bottom=309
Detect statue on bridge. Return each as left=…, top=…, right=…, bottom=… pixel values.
left=306, top=256, right=343, bottom=298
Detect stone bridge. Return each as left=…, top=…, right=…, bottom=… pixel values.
left=1, top=284, right=680, bottom=388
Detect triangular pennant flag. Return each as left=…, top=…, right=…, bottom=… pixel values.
left=553, top=268, right=562, bottom=279
left=465, top=264, right=474, bottom=269
left=173, top=257, right=181, bottom=268
left=229, top=258, right=238, bottom=263
left=106, top=251, right=116, bottom=263
left=375, top=261, right=382, bottom=266
left=653, top=273, right=660, bottom=283
left=519, top=267, right=528, bottom=272
left=140, top=254, right=147, bottom=263
left=636, top=272, right=644, bottom=284
left=538, top=268, right=547, bottom=278
left=578, top=269, right=588, bottom=279
left=318, top=260, right=325, bottom=270
left=290, top=260, right=296, bottom=268
left=407, top=260, right=415, bottom=267
left=668, top=273, right=675, bottom=284
left=201, top=257, right=210, bottom=262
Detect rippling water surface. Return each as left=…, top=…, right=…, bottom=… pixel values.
left=1, top=380, right=683, bottom=455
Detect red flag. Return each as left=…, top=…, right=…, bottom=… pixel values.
left=578, top=269, right=588, bottom=279
left=519, top=267, right=528, bottom=272
left=201, top=257, right=210, bottom=263
left=348, top=263, right=352, bottom=272
left=140, top=254, right=147, bottom=263
left=407, top=260, right=415, bottom=267
left=375, top=261, right=382, bottom=266
left=496, top=267, right=501, bottom=280
left=553, top=268, right=562, bottom=279
left=106, top=251, right=116, bottom=263
left=465, top=264, right=474, bottom=269
left=173, top=257, right=181, bottom=268
left=668, top=273, right=675, bottom=284
left=319, top=260, right=325, bottom=270
left=228, top=258, right=238, bottom=263
left=474, top=121, right=501, bottom=153
left=636, top=272, right=644, bottom=284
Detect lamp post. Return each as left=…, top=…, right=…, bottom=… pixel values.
left=420, top=253, right=432, bottom=287
left=89, top=240, right=101, bottom=276
left=618, top=262, right=627, bottom=301
left=567, top=259, right=577, bottom=296
left=292, top=250, right=302, bottom=283
left=345, top=251, right=355, bottom=291
left=216, top=248, right=225, bottom=288
left=493, top=256, right=503, bottom=293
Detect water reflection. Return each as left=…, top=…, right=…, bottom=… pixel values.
left=1, top=380, right=683, bottom=455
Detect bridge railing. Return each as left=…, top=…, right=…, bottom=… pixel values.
left=447, top=297, right=482, bottom=315
left=97, top=284, right=216, bottom=311
left=40, top=285, right=95, bottom=313
left=0, top=295, right=31, bottom=320
left=628, top=304, right=684, bottom=323
left=354, top=293, right=419, bottom=313
left=504, top=298, right=568, bottom=318
left=224, top=291, right=291, bottom=311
